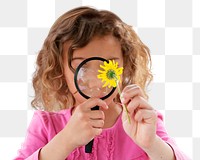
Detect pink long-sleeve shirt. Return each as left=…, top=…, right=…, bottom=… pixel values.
left=14, top=108, right=190, bottom=160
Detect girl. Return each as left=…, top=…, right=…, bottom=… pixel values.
left=15, top=6, right=189, bottom=160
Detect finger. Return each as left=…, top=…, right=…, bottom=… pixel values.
left=122, top=84, right=138, bottom=93
left=124, top=85, right=145, bottom=98
left=89, top=110, right=105, bottom=120
left=81, top=98, right=108, bottom=111
left=90, top=119, right=105, bottom=128
left=125, top=96, right=153, bottom=115
left=93, top=128, right=103, bottom=136
left=120, top=86, right=145, bottom=104
left=134, top=109, right=157, bottom=124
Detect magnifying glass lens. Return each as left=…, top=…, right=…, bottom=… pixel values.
left=76, top=60, right=112, bottom=98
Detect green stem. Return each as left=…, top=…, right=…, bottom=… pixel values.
left=116, top=80, right=131, bottom=124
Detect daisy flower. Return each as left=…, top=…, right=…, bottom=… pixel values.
left=97, top=60, right=131, bottom=123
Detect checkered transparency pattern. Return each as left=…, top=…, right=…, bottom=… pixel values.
left=0, top=0, right=199, bottom=159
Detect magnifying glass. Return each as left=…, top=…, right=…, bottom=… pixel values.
left=74, top=57, right=116, bottom=153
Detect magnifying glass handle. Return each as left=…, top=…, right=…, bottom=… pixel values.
left=85, top=105, right=99, bottom=153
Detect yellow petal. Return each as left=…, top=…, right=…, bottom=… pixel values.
left=98, top=70, right=106, bottom=73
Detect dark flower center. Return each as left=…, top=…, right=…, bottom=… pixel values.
left=106, top=70, right=116, bottom=79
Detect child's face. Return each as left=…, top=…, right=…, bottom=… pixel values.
left=63, top=35, right=123, bottom=106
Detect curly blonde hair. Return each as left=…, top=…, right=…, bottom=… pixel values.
left=31, top=6, right=153, bottom=111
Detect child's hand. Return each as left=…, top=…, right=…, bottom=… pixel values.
left=120, top=84, right=157, bottom=150
left=64, top=98, right=108, bottom=149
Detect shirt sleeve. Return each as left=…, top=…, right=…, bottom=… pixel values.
left=14, top=111, right=48, bottom=160
left=156, top=111, right=191, bottom=160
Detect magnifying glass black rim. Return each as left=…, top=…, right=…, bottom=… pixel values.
left=74, top=57, right=116, bottom=100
